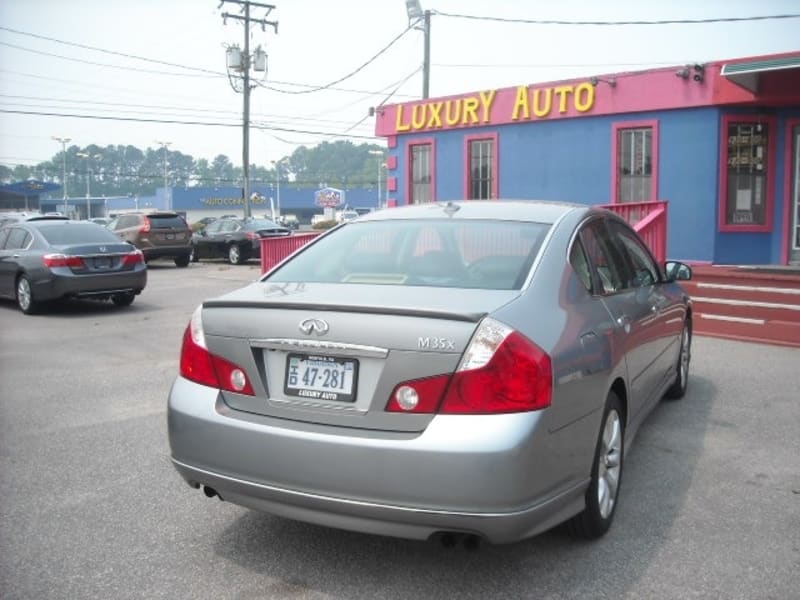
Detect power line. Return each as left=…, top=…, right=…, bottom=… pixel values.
left=0, top=109, right=380, bottom=140
left=431, top=10, right=800, bottom=26
left=263, top=25, right=415, bottom=94
left=0, top=26, right=418, bottom=98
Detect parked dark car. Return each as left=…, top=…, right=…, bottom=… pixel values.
left=107, top=211, right=192, bottom=267
left=0, top=219, right=147, bottom=314
left=190, top=217, right=291, bottom=265
left=168, top=200, right=693, bottom=546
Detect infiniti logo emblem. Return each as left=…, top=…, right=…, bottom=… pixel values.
left=299, top=318, right=329, bottom=336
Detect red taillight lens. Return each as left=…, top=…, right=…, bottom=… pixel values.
left=122, top=249, right=144, bottom=265
left=385, top=318, right=552, bottom=415
left=179, top=308, right=254, bottom=395
left=246, top=231, right=259, bottom=240
left=441, top=328, right=552, bottom=414
left=43, top=253, right=85, bottom=268
left=140, top=217, right=151, bottom=233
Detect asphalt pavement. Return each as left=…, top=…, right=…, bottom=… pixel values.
left=0, top=260, right=798, bottom=600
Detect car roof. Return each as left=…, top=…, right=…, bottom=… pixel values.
left=356, top=200, right=588, bottom=225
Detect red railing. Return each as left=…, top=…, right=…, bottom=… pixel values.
left=260, top=232, right=322, bottom=273
left=599, top=200, right=668, bottom=263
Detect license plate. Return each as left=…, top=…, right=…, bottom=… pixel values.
left=94, top=257, right=112, bottom=269
left=166, top=233, right=175, bottom=240
left=284, top=354, right=358, bottom=402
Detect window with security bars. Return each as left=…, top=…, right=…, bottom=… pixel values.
left=469, top=139, right=494, bottom=200
left=410, top=144, right=432, bottom=204
left=617, top=128, right=652, bottom=203
left=725, top=122, right=768, bottom=226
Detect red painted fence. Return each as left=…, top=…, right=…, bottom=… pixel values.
left=260, top=231, right=322, bottom=273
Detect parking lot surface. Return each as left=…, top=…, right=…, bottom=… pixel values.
left=1, top=261, right=798, bottom=600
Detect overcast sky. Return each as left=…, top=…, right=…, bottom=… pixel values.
left=1, top=0, right=798, bottom=172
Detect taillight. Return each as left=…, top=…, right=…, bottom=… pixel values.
left=140, top=217, right=151, bottom=233
left=43, top=253, right=85, bottom=268
left=179, top=306, right=254, bottom=395
left=246, top=231, right=259, bottom=240
left=122, top=249, right=144, bottom=265
left=385, top=318, right=552, bottom=415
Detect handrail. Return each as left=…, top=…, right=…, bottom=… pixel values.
left=599, top=200, right=668, bottom=263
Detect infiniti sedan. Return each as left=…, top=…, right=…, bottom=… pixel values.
left=168, top=200, right=692, bottom=546
left=0, top=219, right=147, bottom=314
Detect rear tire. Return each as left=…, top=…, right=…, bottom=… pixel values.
left=664, top=321, right=691, bottom=400
left=568, top=391, right=624, bottom=539
left=227, top=244, right=243, bottom=265
left=111, top=292, right=136, bottom=307
left=16, top=275, right=40, bottom=315
left=174, top=254, right=190, bottom=268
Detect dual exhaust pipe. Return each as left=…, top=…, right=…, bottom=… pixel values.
left=196, top=482, right=482, bottom=550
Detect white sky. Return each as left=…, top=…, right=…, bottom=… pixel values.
left=1, top=0, right=798, bottom=171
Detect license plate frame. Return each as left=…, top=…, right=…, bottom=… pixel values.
left=94, top=256, right=112, bottom=269
left=284, top=353, right=358, bottom=402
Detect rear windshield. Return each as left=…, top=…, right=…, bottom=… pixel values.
left=266, top=219, right=551, bottom=290
left=245, top=219, right=283, bottom=230
left=38, top=223, right=127, bottom=245
left=148, top=215, right=188, bottom=229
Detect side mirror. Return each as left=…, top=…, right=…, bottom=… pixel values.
left=664, top=261, right=692, bottom=282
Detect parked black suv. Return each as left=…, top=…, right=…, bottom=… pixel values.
left=108, top=211, right=192, bottom=267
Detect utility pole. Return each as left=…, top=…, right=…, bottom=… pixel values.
left=52, top=136, right=71, bottom=213
left=221, top=0, right=278, bottom=218
left=155, top=141, right=171, bottom=210
left=405, top=1, right=430, bottom=98
left=422, top=10, right=430, bottom=99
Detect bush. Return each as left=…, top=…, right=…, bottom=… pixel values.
left=312, top=220, right=338, bottom=230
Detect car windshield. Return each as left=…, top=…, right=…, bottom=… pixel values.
left=148, top=215, right=188, bottom=229
left=38, top=223, right=128, bottom=244
left=266, top=219, right=550, bottom=290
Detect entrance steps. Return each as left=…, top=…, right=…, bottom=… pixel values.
left=680, top=265, right=800, bottom=348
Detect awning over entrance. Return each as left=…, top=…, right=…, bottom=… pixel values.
left=721, top=55, right=800, bottom=93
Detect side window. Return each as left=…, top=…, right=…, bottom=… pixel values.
left=205, top=220, right=223, bottom=234
left=568, top=236, right=593, bottom=293
left=107, top=218, right=119, bottom=230
left=580, top=221, right=627, bottom=294
left=0, top=228, right=11, bottom=249
left=221, top=220, right=238, bottom=233
left=608, top=221, right=660, bottom=288
left=5, top=228, right=31, bottom=250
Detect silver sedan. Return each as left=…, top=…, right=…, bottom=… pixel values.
left=168, top=200, right=692, bottom=546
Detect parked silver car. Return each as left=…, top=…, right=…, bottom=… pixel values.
left=168, top=200, right=692, bottom=546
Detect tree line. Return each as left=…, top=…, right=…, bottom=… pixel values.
left=1, top=140, right=388, bottom=197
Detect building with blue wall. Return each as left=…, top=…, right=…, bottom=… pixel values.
left=375, top=52, right=800, bottom=266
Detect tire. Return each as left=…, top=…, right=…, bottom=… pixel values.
left=16, top=274, right=40, bottom=315
left=664, top=321, right=691, bottom=400
left=111, top=291, right=136, bottom=307
left=568, top=391, right=624, bottom=539
left=227, top=244, right=243, bottom=265
left=174, top=254, right=190, bottom=268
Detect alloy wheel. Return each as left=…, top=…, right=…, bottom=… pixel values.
left=597, top=408, right=622, bottom=519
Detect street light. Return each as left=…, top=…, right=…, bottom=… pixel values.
left=155, top=141, right=171, bottom=210
left=368, top=150, right=385, bottom=208
left=52, top=136, right=71, bottom=213
left=76, top=151, right=102, bottom=218
left=271, top=158, right=288, bottom=220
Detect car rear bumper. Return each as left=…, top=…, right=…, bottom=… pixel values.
left=167, top=376, right=588, bottom=544
left=32, top=268, right=147, bottom=301
left=141, top=245, right=191, bottom=260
